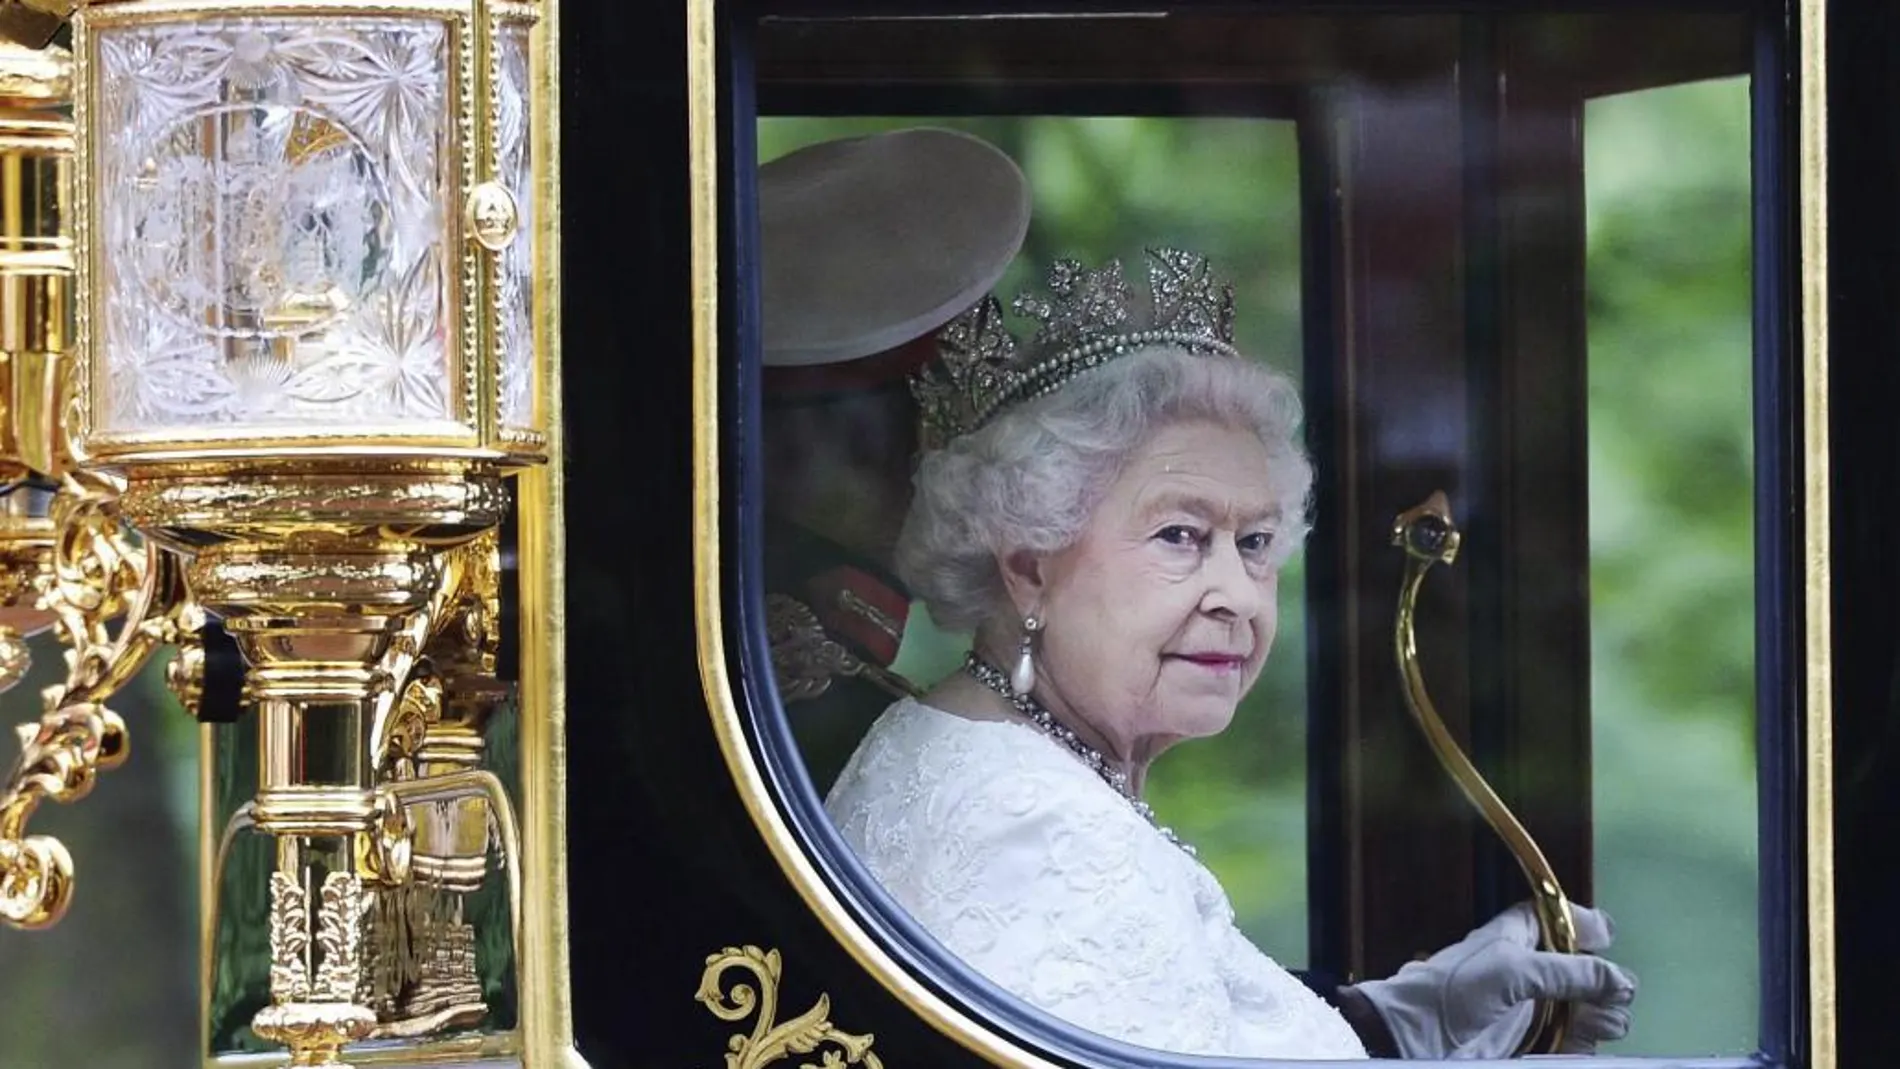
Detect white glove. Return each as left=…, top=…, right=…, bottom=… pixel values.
left=1351, top=902, right=1638, bottom=1059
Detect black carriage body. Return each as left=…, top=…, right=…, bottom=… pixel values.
left=560, top=3, right=1890, bottom=1067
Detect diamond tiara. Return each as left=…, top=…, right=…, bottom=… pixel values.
left=911, top=247, right=1239, bottom=448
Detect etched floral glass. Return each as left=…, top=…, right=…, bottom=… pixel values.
left=495, top=20, right=535, bottom=436
left=93, top=17, right=458, bottom=434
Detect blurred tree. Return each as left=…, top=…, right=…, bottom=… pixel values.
left=0, top=640, right=198, bottom=1069
left=1585, top=76, right=1758, bottom=1056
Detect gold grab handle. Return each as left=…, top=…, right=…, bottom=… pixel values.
left=1391, top=491, right=1578, bottom=1056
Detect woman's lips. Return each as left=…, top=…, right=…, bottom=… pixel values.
left=1169, top=652, right=1248, bottom=671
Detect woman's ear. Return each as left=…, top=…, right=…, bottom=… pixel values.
left=997, top=547, right=1045, bottom=617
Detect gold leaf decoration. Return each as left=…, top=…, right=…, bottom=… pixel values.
left=696, top=945, right=884, bottom=1069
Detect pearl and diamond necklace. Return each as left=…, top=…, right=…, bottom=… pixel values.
left=963, top=653, right=1196, bottom=857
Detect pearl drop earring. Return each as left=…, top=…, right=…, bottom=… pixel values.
left=1011, top=613, right=1042, bottom=696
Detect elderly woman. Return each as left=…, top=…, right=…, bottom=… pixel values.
left=825, top=249, right=1638, bottom=1060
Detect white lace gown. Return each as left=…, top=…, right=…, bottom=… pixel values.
left=826, top=698, right=1369, bottom=1060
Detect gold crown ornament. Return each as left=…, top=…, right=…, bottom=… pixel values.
left=911, top=247, right=1239, bottom=448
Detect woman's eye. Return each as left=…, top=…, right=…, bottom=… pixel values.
left=1156, top=524, right=1202, bottom=547
left=1238, top=532, right=1275, bottom=556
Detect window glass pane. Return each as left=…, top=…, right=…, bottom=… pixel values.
left=1585, top=75, right=1758, bottom=1056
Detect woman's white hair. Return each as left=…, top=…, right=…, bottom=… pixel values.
left=896, top=345, right=1313, bottom=633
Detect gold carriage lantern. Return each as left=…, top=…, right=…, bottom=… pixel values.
left=62, top=2, right=549, bottom=1064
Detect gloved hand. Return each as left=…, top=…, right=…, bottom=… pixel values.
left=1350, top=902, right=1638, bottom=1059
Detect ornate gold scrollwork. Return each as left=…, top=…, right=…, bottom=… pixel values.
left=0, top=473, right=196, bottom=928
left=697, top=946, right=885, bottom=1069
left=256, top=871, right=380, bottom=1067
left=1391, top=492, right=1580, bottom=1056
left=0, top=497, right=54, bottom=692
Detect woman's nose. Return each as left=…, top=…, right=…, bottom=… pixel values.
left=1201, top=540, right=1263, bottom=619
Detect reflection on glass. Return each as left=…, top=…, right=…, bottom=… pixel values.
left=759, top=115, right=1312, bottom=965
left=1586, top=76, right=1758, bottom=1055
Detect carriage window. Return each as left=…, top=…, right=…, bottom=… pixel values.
left=743, top=7, right=1786, bottom=1064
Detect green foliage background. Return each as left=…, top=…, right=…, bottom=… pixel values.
left=0, top=648, right=200, bottom=1069
left=0, top=79, right=1756, bottom=1065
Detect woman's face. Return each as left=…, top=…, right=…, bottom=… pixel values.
left=1011, top=419, right=1285, bottom=757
